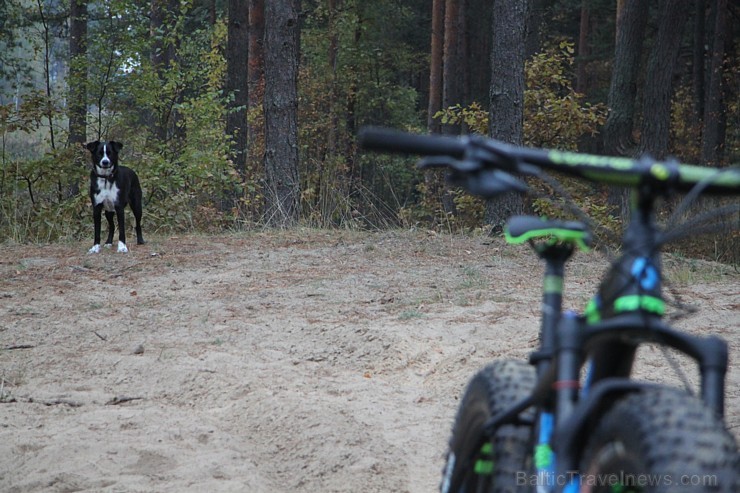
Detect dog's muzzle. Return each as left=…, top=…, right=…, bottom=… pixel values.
left=96, top=159, right=114, bottom=175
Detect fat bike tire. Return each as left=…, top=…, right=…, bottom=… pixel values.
left=580, top=387, right=739, bottom=493
left=441, top=359, right=536, bottom=493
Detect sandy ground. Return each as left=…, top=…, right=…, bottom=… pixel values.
left=1, top=229, right=737, bottom=492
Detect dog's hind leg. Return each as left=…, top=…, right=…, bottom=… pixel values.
left=131, top=177, right=145, bottom=245
left=134, top=217, right=144, bottom=245
left=133, top=212, right=144, bottom=245
left=104, top=210, right=116, bottom=247
left=133, top=206, right=144, bottom=245
left=115, top=207, right=128, bottom=252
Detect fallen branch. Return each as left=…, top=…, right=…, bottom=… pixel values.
left=106, top=395, right=144, bottom=406
left=3, top=344, right=35, bottom=351
left=29, top=397, right=83, bottom=408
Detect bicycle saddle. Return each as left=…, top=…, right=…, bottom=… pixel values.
left=504, top=215, right=592, bottom=250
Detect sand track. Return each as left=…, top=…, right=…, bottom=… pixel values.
left=1, top=230, right=737, bottom=492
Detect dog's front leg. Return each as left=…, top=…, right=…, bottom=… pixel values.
left=115, top=206, right=128, bottom=253
left=89, top=205, right=104, bottom=254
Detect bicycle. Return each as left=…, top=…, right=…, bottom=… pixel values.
left=358, top=127, right=739, bottom=493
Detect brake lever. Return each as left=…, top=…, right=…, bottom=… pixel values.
left=418, top=156, right=481, bottom=173
left=416, top=137, right=528, bottom=198
left=448, top=168, right=528, bottom=198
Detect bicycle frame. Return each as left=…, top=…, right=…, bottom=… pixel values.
left=478, top=184, right=729, bottom=493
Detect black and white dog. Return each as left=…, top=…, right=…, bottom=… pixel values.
left=86, top=140, right=144, bottom=253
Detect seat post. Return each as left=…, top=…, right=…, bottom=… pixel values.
left=504, top=215, right=590, bottom=383
left=533, top=244, right=575, bottom=381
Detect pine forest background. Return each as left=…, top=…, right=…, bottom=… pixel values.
left=0, top=0, right=738, bottom=261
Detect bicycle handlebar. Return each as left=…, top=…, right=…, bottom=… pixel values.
left=359, top=126, right=467, bottom=158
left=358, top=126, right=740, bottom=195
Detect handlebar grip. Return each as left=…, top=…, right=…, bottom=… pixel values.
left=358, top=126, right=466, bottom=158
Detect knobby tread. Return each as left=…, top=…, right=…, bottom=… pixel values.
left=581, top=387, right=739, bottom=493
left=443, top=359, right=536, bottom=493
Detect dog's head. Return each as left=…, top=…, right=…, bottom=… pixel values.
left=86, top=141, right=123, bottom=176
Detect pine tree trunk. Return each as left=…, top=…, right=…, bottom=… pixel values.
left=424, top=0, right=446, bottom=219
left=603, top=0, right=648, bottom=157
left=68, top=0, right=87, bottom=146
left=226, top=0, right=249, bottom=180
left=149, top=0, right=180, bottom=145
left=442, top=0, right=461, bottom=134
left=603, top=0, right=648, bottom=220
left=68, top=0, right=87, bottom=197
left=638, top=0, right=690, bottom=160
left=428, top=0, right=444, bottom=132
left=692, top=0, right=706, bottom=129
left=327, top=0, right=340, bottom=155
left=439, top=0, right=465, bottom=214
left=525, top=0, right=544, bottom=57
left=576, top=0, right=590, bottom=94
left=263, top=0, right=301, bottom=227
left=485, top=0, right=528, bottom=230
left=247, top=0, right=265, bottom=215
left=209, top=0, right=217, bottom=25
left=700, top=0, right=727, bottom=165
left=248, top=0, right=265, bottom=117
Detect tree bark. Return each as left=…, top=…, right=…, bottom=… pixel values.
left=248, top=0, right=265, bottom=107
left=209, top=0, right=217, bottom=26
left=247, top=0, right=265, bottom=197
left=68, top=0, right=87, bottom=147
left=67, top=0, right=88, bottom=198
left=603, top=0, right=648, bottom=220
left=525, top=0, right=544, bottom=57
left=700, top=0, right=727, bottom=165
left=263, top=0, right=301, bottom=227
left=602, top=0, right=648, bottom=157
left=226, top=0, right=249, bottom=180
left=424, top=0, right=446, bottom=218
left=692, top=0, right=706, bottom=128
left=485, top=0, right=528, bottom=229
left=437, top=0, right=466, bottom=214
left=327, top=0, right=340, bottom=155
left=428, top=0, right=444, bottom=133
left=442, top=0, right=462, bottom=134
left=638, top=0, right=690, bottom=160
left=149, top=0, right=180, bottom=144
left=576, top=0, right=590, bottom=94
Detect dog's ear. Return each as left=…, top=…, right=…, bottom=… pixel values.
left=85, top=141, right=99, bottom=152
left=109, top=141, right=123, bottom=153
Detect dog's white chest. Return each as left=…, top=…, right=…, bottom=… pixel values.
left=94, top=178, right=119, bottom=211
